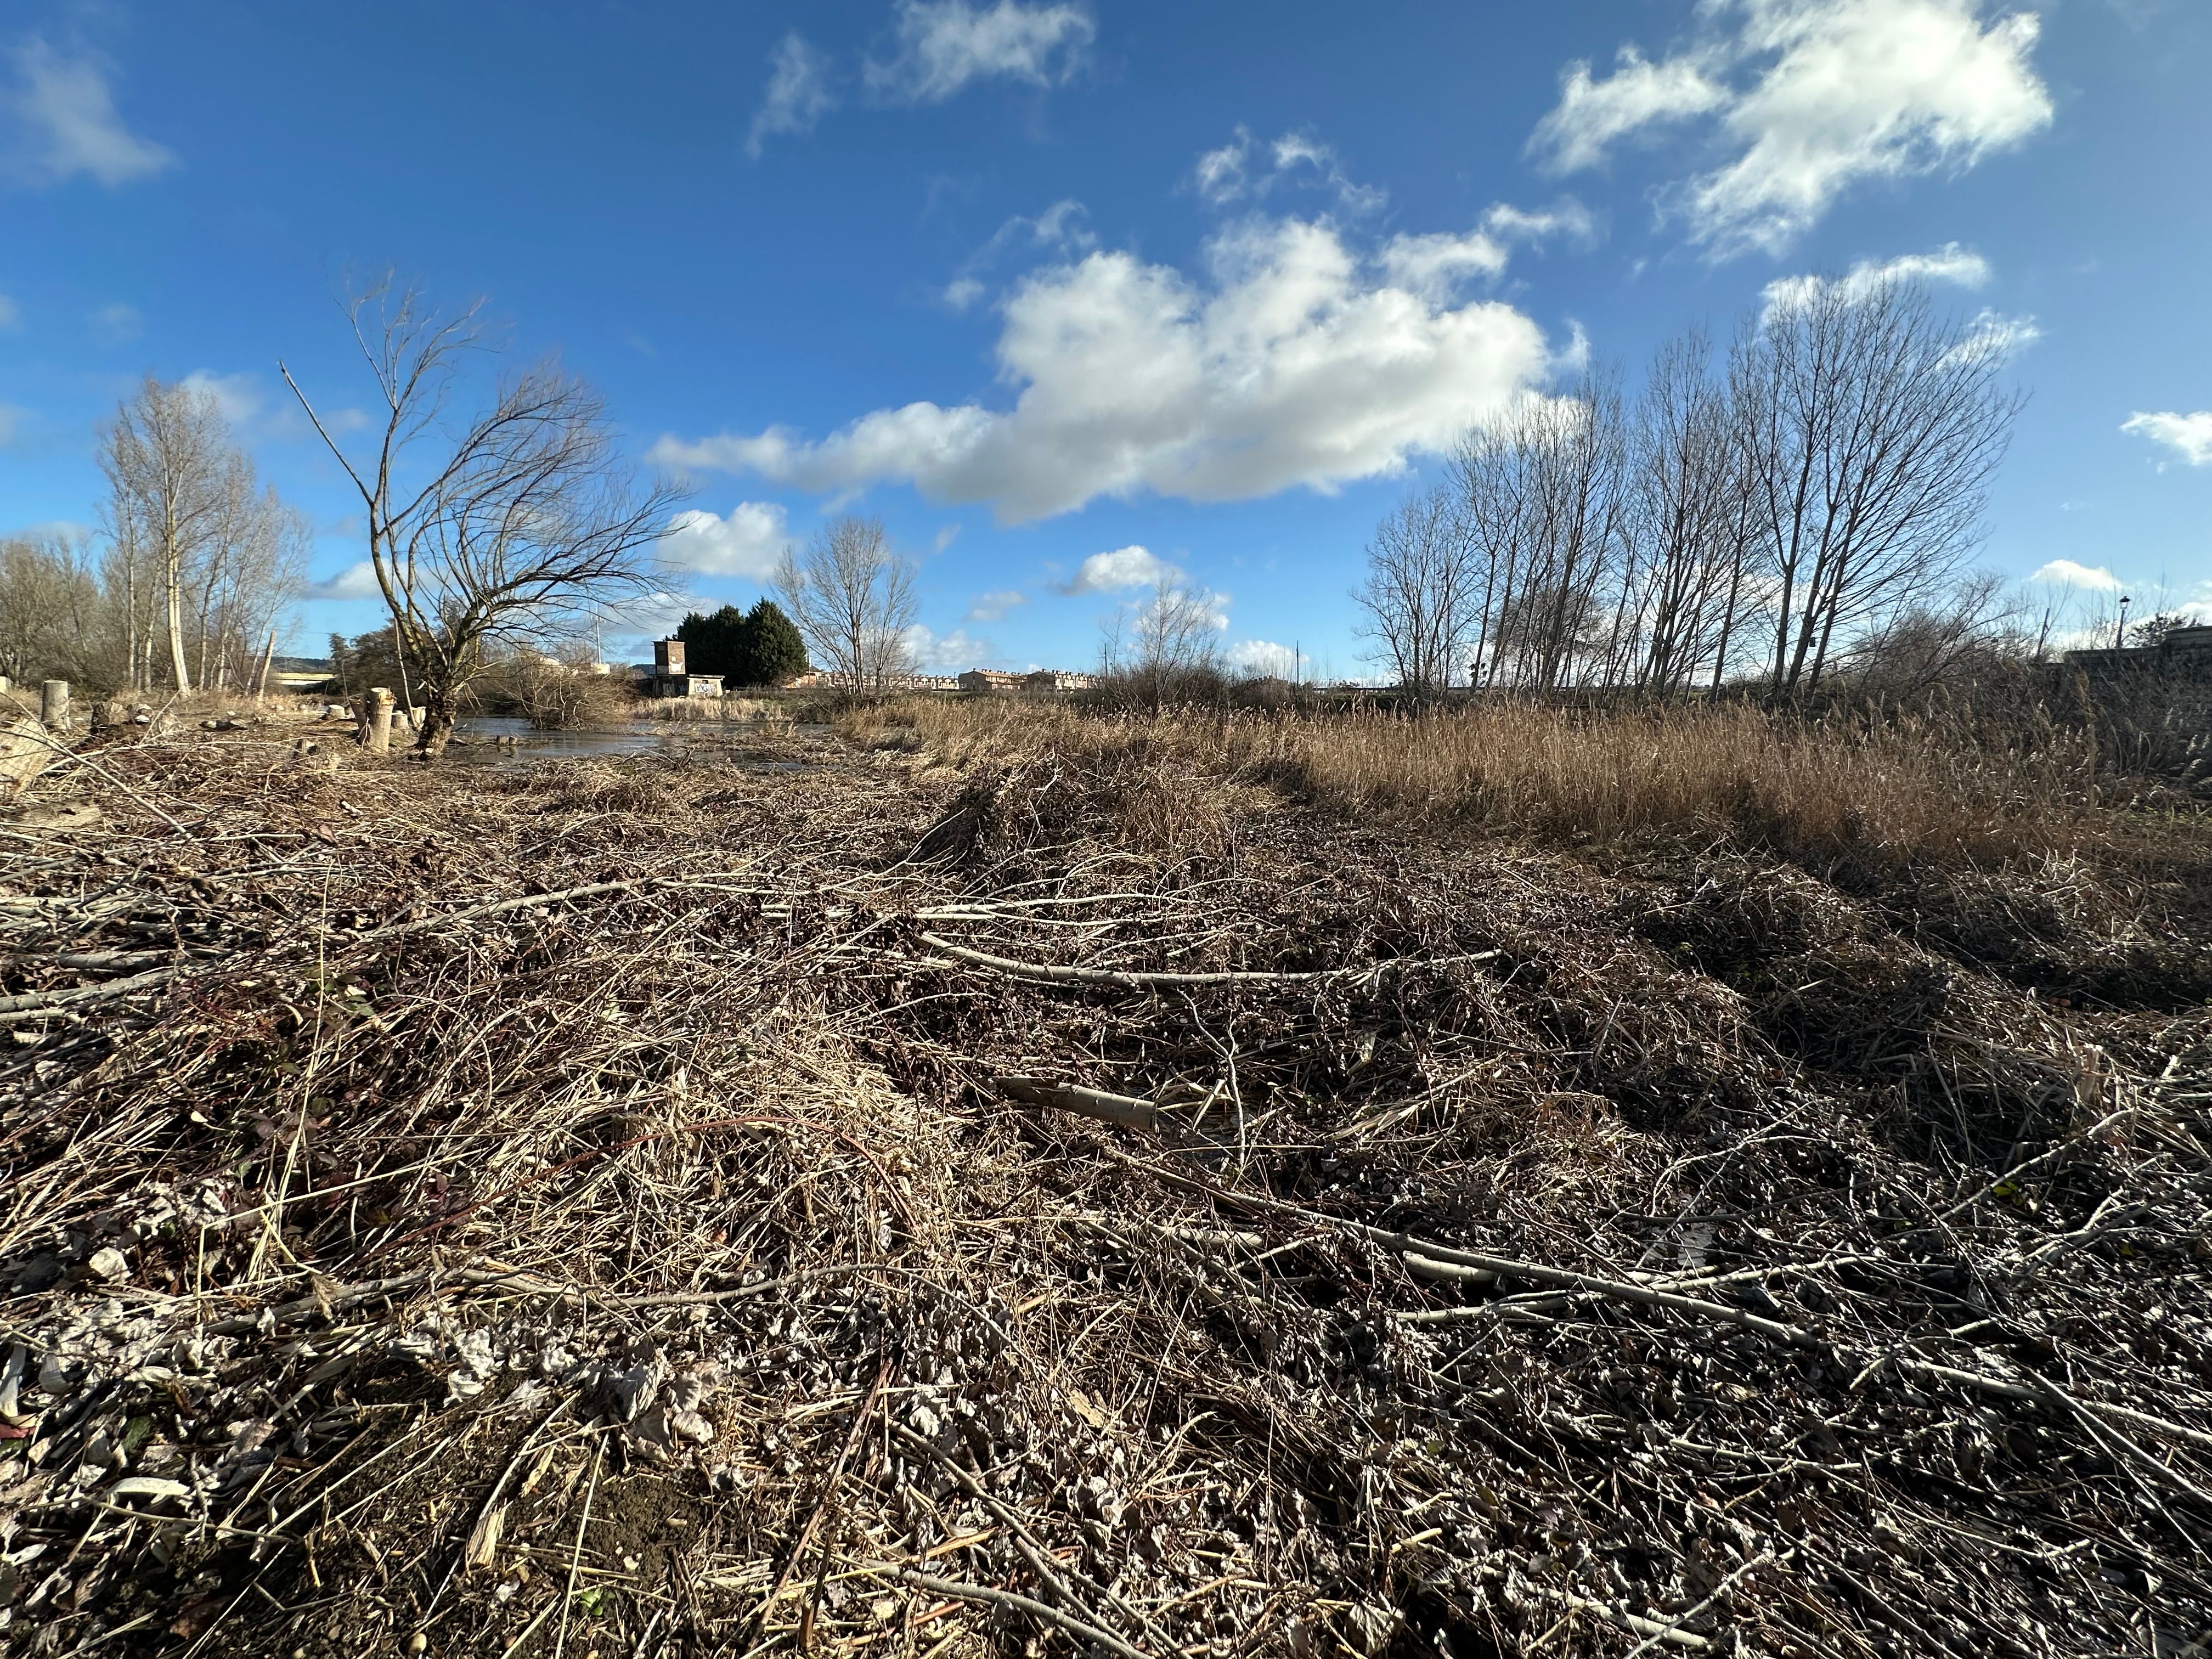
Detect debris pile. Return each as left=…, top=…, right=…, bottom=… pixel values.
left=1, top=720, right=2207, bottom=1656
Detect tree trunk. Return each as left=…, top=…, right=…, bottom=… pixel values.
left=164, top=506, right=192, bottom=693
left=415, top=681, right=458, bottom=757
left=252, top=628, right=278, bottom=700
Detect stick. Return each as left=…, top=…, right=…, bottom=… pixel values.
left=894, top=1570, right=1154, bottom=1659
left=923, top=932, right=1345, bottom=988
left=1618, top=1552, right=1776, bottom=1659
left=746, top=1357, right=890, bottom=1647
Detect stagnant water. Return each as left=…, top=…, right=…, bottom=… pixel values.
left=448, top=714, right=827, bottom=769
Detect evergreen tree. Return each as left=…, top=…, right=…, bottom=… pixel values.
left=733, top=599, right=808, bottom=686
left=675, top=605, right=747, bottom=676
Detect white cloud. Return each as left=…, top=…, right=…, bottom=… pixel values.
left=867, top=1, right=1093, bottom=104
left=1530, top=47, right=1729, bottom=174
left=947, top=199, right=1097, bottom=307
left=1531, top=1, right=2052, bottom=256
left=2122, top=411, right=2212, bottom=469
left=658, top=503, right=793, bottom=579
left=1953, top=306, right=2040, bottom=360
left=1192, top=126, right=1385, bottom=213
left=652, top=211, right=1553, bottom=523
left=89, top=301, right=141, bottom=344
left=307, top=560, right=382, bottom=601
left=1193, top=132, right=1250, bottom=205
left=902, top=622, right=994, bottom=670
left=966, top=588, right=1026, bottom=622
left=1228, top=639, right=1298, bottom=677
left=1056, top=545, right=1178, bottom=595
left=3, top=38, right=175, bottom=188
left=1759, top=241, right=1993, bottom=317
left=180, top=370, right=266, bottom=430
left=0, top=293, right=18, bottom=330
left=748, top=31, right=838, bottom=157
left=176, top=369, right=368, bottom=442
left=2028, top=559, right=2122, bottom=593
left=1379, top=201, right=1595, bottom=301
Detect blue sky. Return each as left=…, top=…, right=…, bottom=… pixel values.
left=2, top=0, right=2208, bottom=674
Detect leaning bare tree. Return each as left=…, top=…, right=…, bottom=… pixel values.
left=774, top=516, right=918, bottom=695
left=282, top=276, right=684, bottom=755
left=1733, top=274, right=2021, bottom=698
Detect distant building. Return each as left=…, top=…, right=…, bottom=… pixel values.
left=1023, top=670, right=1094, bottom=694
left=958, top=669, right=1024, bottom=695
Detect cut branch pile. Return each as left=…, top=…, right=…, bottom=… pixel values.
left=1, top=720, right=2208, bottom=1657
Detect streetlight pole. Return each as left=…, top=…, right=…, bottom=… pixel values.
left=2116, top=594, right=2131, bottom=651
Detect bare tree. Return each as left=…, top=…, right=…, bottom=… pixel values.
left=1454, top=373, right=1630, bottom=691
left=99, top=376, right=234, bottom=692
left=774, top=516, right=918, bottom=695
left=1620, top=330, right=1760, bottom=693
left=1099, top=578, right=1223, bottom=713
left=1352, top=486, right=1477, bottom=697
left=283, top=276, right=683, bottom=755
left=0, top=534, right=109, bottom=688
left=1734, top=275, right=2020, bottom=698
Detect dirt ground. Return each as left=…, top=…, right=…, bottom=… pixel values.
left=2, top=706, right=2208, bottom=1657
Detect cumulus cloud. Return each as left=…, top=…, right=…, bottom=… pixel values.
left=966, top=588, right=1026, bottom=622
left=2028, top=559, right=2122, bottom=593
left=748, top=32, right=838, bottom=157
left=2, top=38, right=175, bottom=188
left=652, top=210, right=1553, bottom=523
left=307, top=560, right=383, bottom=602
left=1228, top=639, right=1298, bottom=677
left=1759, top=241, right=1992, bottom=317
left=658, top=503, right=793, bottom=579
left=867, top=1, right=1093, bottom=104
left=2122, top=411, right=2212, bottom=469
left=1055, top=545, right=1178, bottom=595
left=1530, top=0, right=2052, bottom=256
left=902, top=622, right=994, bottom=670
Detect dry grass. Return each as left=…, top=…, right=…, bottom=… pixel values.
left=3, top=713, right=2209, bottom=1657
left=844, top=695, right=2129, bottom=873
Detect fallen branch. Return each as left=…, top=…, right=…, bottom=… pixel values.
left=0, top=965, right=179, bottom=1018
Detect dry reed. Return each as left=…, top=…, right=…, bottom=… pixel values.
left=847, top=696, right=2121, bottom=872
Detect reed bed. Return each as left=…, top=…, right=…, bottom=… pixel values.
left=846, top=696, right=2126, bottom=873
left=1, top=710, right=2208, bottom=1658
